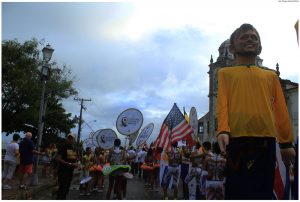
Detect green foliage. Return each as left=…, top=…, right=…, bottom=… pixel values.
left=2, top=38, right=78, bottom=143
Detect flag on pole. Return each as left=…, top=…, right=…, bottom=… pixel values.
left=184, top=107, right=189, bottom=123
left=184, top=107, right=196, bottom=148
left=154, top=103, right=194, bottom=151
left=273, top=142, right=291, bottom=199
left=273, top=158, right=285, bottom=199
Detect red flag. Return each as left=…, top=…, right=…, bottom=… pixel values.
left=274, top=159, right=285, bottom=199
left=183, top=107, right=195, bottom=148
left=154, top=123, right=170, bottom=151
left=185, top=133, right=195, bottom=149
left=153, top=103, right=194, bottom=151
left=273, top=142, right=290, bottom=199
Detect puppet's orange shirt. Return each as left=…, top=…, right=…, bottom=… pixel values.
left=216, top=65, right=293, bottom=144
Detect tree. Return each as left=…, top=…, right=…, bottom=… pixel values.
left=2, top=38, right=78, bottom=144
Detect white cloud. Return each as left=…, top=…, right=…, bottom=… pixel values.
left=2, top=1, right=299, bottom=147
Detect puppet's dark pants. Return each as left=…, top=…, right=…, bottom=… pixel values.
left=224, top=137, right=276, bottom=200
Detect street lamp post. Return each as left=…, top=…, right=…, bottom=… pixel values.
left=31, top=44, right=54, bottom=186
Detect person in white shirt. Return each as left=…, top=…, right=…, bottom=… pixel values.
left=137, top=148, right=147, bottom=178
left=2, top=133, right=20, bottom=190
left=133, top=148, right=139, bottom=175
left=127, top=146, right=136, bottom=175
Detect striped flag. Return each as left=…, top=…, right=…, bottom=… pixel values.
left=273, top=158, right=285, bottom=199
left=273, top=142, right=291, bottom=199
left=154, top=103, right=194, bottom=151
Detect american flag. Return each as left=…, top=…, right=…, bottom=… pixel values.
left=273, top=142, right=292, bottom=199
left=154, top=103, right=194, bottom=151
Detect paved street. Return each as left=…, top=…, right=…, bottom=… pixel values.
left=67, top=174, right=184, bottom=200
left=1, top=174, right=56, bottom=200
left=2, top=171, right=185, bottom=200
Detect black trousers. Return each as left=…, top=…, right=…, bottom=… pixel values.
left=56, top=169, right=74, bottom=199
left=138, top=162, right=143, bottom=177
left=130, top=161, right=136, bottom=175
left=225, top=137, right=276, bottom=200
left=133, top=162, right=139, bottom=175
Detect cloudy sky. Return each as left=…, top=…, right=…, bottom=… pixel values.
left=2, top=0, right=299, bottom=146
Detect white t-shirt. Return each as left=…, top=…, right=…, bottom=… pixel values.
left=127, top=149, right=136, bottom=159
left=137, top=150, right=147, bottom=163
left=4, top=142, right=19, bottom=163
left=134, top=150, right=140, bottom=163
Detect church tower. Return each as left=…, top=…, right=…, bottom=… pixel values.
left=207, top=39, right=234, bottom=142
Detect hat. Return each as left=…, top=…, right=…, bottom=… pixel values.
left=67, top=133, right=75, bottom=139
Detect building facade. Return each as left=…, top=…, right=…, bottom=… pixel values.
left=198, top=39, right=298, bottom=143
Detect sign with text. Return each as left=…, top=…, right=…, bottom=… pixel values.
left=116, top=108, right=143, bottom=135
left=96, top=129, right=117, bottom=149
left=136, top=123, right=154, bottom=147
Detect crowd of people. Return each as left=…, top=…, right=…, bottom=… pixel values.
left=162, top=141, right=226, bottom=200
left=52, top=133, right=226, bottom=200
left=2, top=130, right=295, bottom=200
left=2, top=132, right=58, bottom=191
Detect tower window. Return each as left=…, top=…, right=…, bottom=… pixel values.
left=199, top=122, right=204, bottom=133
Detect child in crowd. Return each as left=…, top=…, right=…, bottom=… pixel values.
left=79, top=147, right=93, bottom=196
left=90, top=147, right=105, bottom=192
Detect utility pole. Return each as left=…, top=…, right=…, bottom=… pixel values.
left=74, top=98, right=91, bottom=155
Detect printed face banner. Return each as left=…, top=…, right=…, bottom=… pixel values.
left=97, top=129, right=117, bottom=149
left=116, top=108, right=143, bottom=136
left=136, top=123, right=154, bottom=147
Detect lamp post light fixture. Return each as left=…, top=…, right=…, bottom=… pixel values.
left=31, top=44, right=54, bottom=186
left=42, top=44, right=54, bottom=63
